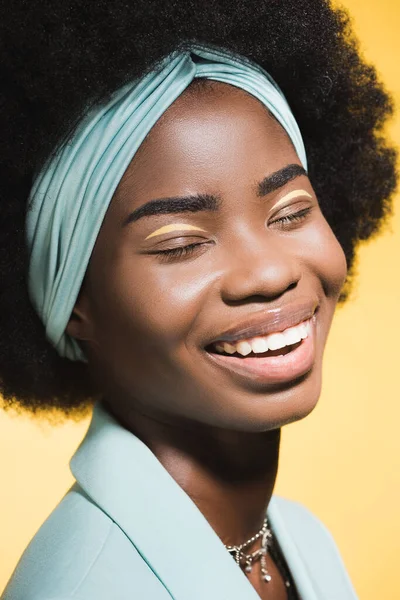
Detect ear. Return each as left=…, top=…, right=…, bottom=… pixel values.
left=65, top=281, right=95, bottom=344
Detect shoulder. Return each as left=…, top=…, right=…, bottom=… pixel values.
left=1, top=485, right=168, bottom=600
left=270, top=496, right=358, bottom=598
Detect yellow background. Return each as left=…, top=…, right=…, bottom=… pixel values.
left=1, top=1, right=399, bottom=597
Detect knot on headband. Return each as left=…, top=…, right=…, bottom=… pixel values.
left=26, top=45, right=307, bottom=363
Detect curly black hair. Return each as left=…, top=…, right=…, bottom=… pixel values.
left=0, top=0, right=397, bottom=416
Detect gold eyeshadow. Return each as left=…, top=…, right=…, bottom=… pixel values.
left=145, top=223, right=207, bottom=240
left=272, top=189, right=312, bottom=210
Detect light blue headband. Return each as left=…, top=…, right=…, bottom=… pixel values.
left=26, top=45, right=307, bottom=363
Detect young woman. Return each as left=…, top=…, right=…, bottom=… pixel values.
left=0, top=1, right=397, bottom=599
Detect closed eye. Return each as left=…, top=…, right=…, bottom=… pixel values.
left=148, top=241, right=212, bottom=263
left=270, top=207, right=312, bottom=229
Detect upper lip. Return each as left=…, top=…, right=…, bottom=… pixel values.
left=205, top=299, right=318, bottom=346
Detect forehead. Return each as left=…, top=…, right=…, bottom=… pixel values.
left=112, top=82, right=299, bottom=212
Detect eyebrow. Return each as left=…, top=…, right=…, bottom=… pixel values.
left=122, top=163, right=307, bottom=227
left=257, top=164, right=306, bottom=196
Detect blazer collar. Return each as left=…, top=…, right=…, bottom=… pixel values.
left=70, top=401, right=318, bottom=600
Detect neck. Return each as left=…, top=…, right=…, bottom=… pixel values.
left=106, top=399, right=280, bottom=546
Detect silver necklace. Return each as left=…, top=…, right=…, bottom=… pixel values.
left=224, top=519, right=273, bottom=583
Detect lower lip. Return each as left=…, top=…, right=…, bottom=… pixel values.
left=205, top=317, right=316, bottom=386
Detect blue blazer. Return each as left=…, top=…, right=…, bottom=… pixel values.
left=2, top=403, right=358, bottom=600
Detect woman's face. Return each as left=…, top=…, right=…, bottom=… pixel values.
left=68, top=82, right=347, bottom=432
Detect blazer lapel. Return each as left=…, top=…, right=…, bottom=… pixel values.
left=70, top=402, right=260, bottom=600
left=267, top=498, right=319, bottom=600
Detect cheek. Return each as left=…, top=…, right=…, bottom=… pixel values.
left=88, top=251, right=222, bottom=408
left=90, top=252, right=210, bottom=364
left=300, top=216, right=347, bottom=297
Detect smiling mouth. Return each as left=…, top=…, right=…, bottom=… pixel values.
left=207, top=341, right=302, bottom=359
left=206, top=319, right=311, bottom=358
left=204, top=316, right=316, bottom=386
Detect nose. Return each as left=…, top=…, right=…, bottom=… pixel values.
left=220, top=227, right=302, bottom=303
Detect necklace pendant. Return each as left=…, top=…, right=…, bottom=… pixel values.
left=224, top=519, right=274, bottom=585
left=244, top=557, right=253, bottom=573
left=261, top=565, right=272, bottom=583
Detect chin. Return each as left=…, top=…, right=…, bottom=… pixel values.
left=210, top=367, right=323, bottom=433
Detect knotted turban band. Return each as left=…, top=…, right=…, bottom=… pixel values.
left=26, top=45, right=308, bottom=363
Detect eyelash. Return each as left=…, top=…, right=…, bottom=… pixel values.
left=273, top=206, right=312, bottom=227
left=154, top=207, right=312, bottom=261
left=155, top=242, right=206, bottom=262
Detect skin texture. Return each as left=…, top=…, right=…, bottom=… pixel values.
left=66, top=82, right=347, bottom=598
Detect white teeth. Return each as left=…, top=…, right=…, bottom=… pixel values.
left=282, top=326, right=302, bottom=346
left=266, top=332, right=286, bottom=351
left=236, top=341, right=252, bottom=356
left=212, top=318, right=312, bottom=356
left=250, top=337, right=269, bottom=353
left=299, top=323, right=308, bottom=340
left=223, top=342, right=236, bottom=354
